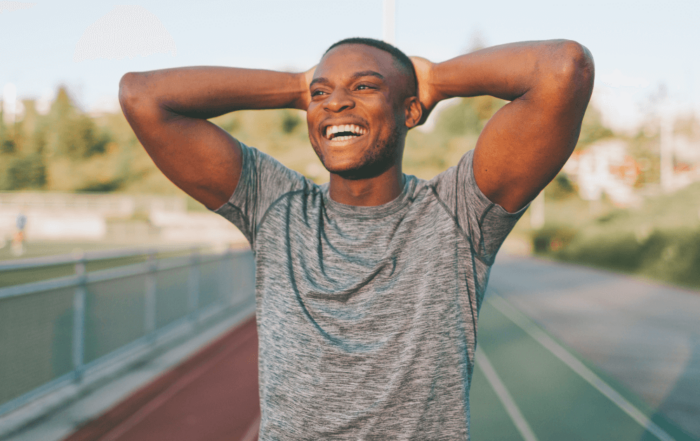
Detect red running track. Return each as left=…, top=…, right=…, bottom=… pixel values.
left=64, top=317, right=260, bottom=441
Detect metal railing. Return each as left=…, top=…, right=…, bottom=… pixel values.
left=0, top=246, right=255, bottom=419
left=0, top=247, right=187, bottom=274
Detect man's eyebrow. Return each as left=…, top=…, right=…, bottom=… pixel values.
left=309, top=77, right=330, bottom=87
left=309, top=71, right=385, bottom=87
left=351, top=70, right=385, bottom=81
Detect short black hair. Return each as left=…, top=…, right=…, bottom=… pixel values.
left=324, top=37, right=417, bottom=97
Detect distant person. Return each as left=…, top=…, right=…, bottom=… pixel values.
left=11, top=210, right=27, bottom=256
left=119, top=38, right=593, bottom=439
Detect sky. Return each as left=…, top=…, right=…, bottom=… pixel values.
left=1, top=0, right=699, bottom=132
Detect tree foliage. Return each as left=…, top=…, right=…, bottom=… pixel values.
left=576, top=105, right=614, bottom=148
left=2, top=154, right=46, bottom=190
left=45, top=87, right=111, bottom=159
left=0, top=84, right=620, bottom=193
left=0, top=86, right=120, bottom=191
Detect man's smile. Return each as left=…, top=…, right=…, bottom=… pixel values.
left=318, top=119, right=371, bottom=148
left=325, top=124, right=367, bottom=141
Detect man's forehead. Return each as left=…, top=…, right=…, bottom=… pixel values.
left=315, top=44, right=399, bottom=79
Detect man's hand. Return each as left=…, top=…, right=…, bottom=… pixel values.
left=296, top=65, right=317, bottom=111
left=410, top=56, right=442, bottom=126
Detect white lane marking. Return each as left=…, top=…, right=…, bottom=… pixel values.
left=476, top=346, right=539, bottom=441
left=241, top=414, right=260, bottom=441
left=487, top=293, right=676, bottom=441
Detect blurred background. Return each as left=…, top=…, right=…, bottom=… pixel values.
left=1, top=0, right=698, bottom=289
left=1, top=1, right=700, bottom=440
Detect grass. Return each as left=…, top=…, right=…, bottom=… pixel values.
left=532, top=182, right=700, bottom=291
left=0, top=241, right=136, bottom=262
left=0, top=241, right=208, bottom=288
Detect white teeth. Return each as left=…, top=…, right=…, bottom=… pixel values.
left=325, top=124, right=366, bottom=139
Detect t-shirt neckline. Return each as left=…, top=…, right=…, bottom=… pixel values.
left=321, top=175, right=414, bottom=219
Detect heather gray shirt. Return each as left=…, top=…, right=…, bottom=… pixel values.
left=215, top=143, right=526, bottom=440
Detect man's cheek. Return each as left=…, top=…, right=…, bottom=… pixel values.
left=310, top=143, right=325, bottom=163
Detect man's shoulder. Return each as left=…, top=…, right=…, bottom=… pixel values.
left=240, top=142, right=317, bottom=192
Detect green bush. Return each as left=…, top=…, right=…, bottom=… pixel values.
left=1, top=154, right=47, bottom=190
left=535, top=182, right=700, bottom=290
left=552, top=227, right=700, bottom=289
left=531, top=227, right=578, bottom=254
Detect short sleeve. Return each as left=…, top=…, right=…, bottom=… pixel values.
left=430, top=150, right=528, bottom=265
left=213, top=142, right=311, bottom=248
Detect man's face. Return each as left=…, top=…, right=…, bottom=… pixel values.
left=306, top=44, right=413, bottom=178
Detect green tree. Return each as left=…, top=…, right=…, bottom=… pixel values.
left=45, top=86, right=111, bottom=159
left=1, top=154, right=47, bottom=190
left=435, top=96, right=505, bottom=137
left=576, top=105, right=614, bottom=148
left=281, top=110, right=302, bottom=134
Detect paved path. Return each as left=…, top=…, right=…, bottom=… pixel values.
left=63, top=317, right=260, bottom=441
left=483, top=254, right=700, bottom=440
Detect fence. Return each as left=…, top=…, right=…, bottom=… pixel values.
left=0, top=247, right=255, bottom=421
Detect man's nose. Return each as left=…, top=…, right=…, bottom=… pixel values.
left=323, top=88, right=355, bottom=113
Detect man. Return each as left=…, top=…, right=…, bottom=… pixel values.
left=11, top=210, right=27, bottom=256
left=119, top=37, right=593, bottom=439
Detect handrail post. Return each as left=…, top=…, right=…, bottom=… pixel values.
left=144, top=250, right=157, bottom=342
left=226, top=247, right=234, bottom=306
left=72, top=254, right=86, bottom=382
left=188, top=248, right=200, bottom=327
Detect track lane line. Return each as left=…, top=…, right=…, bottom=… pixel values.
left=240, top=414, right=260, bottom=441
left=487, top=292, right=675, bottom=441
left=476, top=347, right=539, bottom=441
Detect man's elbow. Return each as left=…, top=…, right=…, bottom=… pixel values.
left=118, top=72, right=149, bottom=117
left=549, top=40, right=595, bottom=97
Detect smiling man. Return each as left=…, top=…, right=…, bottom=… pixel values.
left=119, top=37, right=593, bottom=439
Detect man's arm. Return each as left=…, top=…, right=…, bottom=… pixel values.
left=118, top=66, right=314, bottom=210
left=413, top=40, right=594, bottom=213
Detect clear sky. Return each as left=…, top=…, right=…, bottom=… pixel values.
left=1, top=0, right=698, bottom=131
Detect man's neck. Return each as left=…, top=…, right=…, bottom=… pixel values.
left=328, top=163, right=404, bottom=206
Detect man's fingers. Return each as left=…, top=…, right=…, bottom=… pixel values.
left=410, top=56, right=439, bottom=121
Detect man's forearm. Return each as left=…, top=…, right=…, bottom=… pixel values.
left=116, top=66, right=312, bottom=210
left=428, top=40, right=593, bottom=104
left=119, top=66, right=309, bottom=120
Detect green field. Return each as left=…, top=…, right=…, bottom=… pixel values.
left=0, top=241, right=205, bottom=288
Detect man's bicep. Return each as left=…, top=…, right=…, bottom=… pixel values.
left=472, top=53, right=593, bottom=213
left=471, top=98, right=577, bottom=213
left=126, top=107, right=243, bottom=211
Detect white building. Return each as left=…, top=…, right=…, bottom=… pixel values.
left=563, top=139, right=641, bottom=206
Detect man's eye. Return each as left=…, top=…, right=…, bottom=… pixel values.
left=311, top=90, right=327, bottom=97
left=357, top=84, right=373, bottom=90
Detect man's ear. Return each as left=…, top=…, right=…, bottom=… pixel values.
left=404, top=96, right=422, bottom=129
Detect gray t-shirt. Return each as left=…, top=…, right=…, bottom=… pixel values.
left=215, top=143, right=526, bottom=440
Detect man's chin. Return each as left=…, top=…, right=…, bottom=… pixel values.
left=322, top=162, right=366, bottom=180
left=324, top=159, right=396, bottom=181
